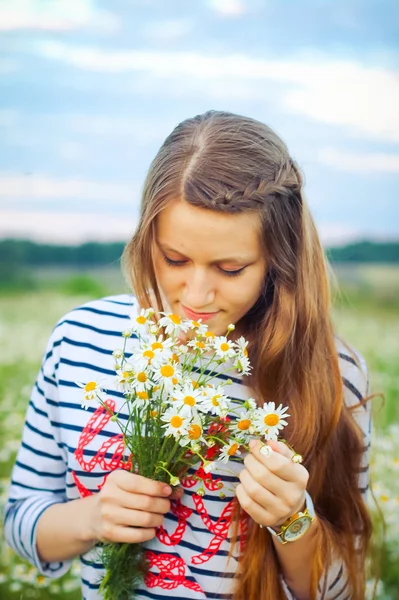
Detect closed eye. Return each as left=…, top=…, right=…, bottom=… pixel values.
left=162, top=254, right=246, bottom=277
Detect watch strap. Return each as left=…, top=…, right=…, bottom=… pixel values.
left=267, top=491, right=315, bottom=542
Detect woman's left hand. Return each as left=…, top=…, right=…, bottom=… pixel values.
left=236, top=439, right=309, bottom=528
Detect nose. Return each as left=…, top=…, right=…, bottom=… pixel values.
left=182, top=266, right=215, bottom=310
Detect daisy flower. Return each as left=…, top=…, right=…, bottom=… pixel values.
left=158, top=313, right=191, bottom=337
left=230, top=411, right=255, bottom=436
left=161, top=407, right=189, bottom=438
left=152, top=362, right=182, bottom=392
left=253, top=402, right=290, bottom=440
left=234, top=355, right=251, bottom=376
left=180, top=416, right=207, bottom=447
left=213, top=336, right=236, bottom=360
left=75, top=380, right=103, bottom=410
left=219, top=441, right=242, bottom=463
left=147, top=335, right=174, bottom=362
left=199, top=385, right=230, bottom=416
left=188, top=319, right=208, bottom=336
left=174, top=383, right=204, bottom=416
left=130, top=308, right=154, bottom=334
left=130, top=368, right=154, bottom=393
left=234, top=336, right=249, bottom=357
left=115, top=363, right=135, bottom=392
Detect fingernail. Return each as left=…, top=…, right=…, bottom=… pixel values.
left=249, top=440, right=257, bottom=450
left=163, top=486, right=172, bottom=495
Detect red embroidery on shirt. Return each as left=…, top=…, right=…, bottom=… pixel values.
left=72, top=400, right=131, bottom=496
left=145, top=551, right=204, bottom=594
left=191, top=495, right=235, bottom=564
left=156, top=499, right=193, bottom=546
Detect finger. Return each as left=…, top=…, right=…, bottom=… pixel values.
left=101, top=523, right=157, bottom=544
left=249, top=440, right=307, bottom=484
left=111, top=470, right=173, bottom=497
left=235, top=483, right=275, bottom=527
left=102, top=505, right=165, bottom=529
left=239, top=468, right=285, bottom=519
left=170, top=487, right=184, bottom=501
left=104, top=487, right=172, bottom=514
left=244, top=453, right=294, bottom=498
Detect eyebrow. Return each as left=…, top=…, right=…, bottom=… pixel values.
left=156, top=241, right=256, bottom=264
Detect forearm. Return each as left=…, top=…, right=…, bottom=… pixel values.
left=36, top=495, right=98, bottom=562
left=272, top=516, right=320, bottom=600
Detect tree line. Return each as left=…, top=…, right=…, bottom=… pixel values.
left=1, top=238, right=398, bottom=268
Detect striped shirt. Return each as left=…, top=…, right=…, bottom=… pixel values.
left=4, top=294, right=371, bottom=600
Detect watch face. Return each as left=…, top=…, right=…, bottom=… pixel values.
left=283, top=516, right=312, bottom=542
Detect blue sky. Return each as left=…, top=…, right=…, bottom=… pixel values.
left=0, top=0, right=398, bottom=245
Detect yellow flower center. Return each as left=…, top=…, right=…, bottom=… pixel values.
left=192, top=379, right=199, bottom=389
left=170, top=314, right=181, bottom=325
left=212, top=395, right=220, bottom=406
left=84, top=381, right=97, bottom=392
left=161, top=365, right=174, bottom=378
left=150, top=410, right=158, bottom=418
left=152, top=342, right=163, bottom=350
left=153, top=385, right=160, bottom=393
left=137, top=372, right=147, bottom=383
left=37, top=576, right=46, bottom=584
left=171, top=415, right=183, bottom=428
left=192, top=320, right=201, bottom=327
left=228, top=443, right=239, bottom=456
left=172, top=377, right=179, bottom=385
left=206, top=331, right=215, bottom=338
left=196, top=341, right=205, bottom=349
left=243, top=348, right=248, bottom=357
left=136, top=315, right=146, bottom=324
left=171, top=353, right=179, bottom=363
left=137, top=391, right=148, bottom=400
left=188, top=424, right=202, bottom=440
left=238, top=419, right=251, bottom=431
left=220, top=342, right=229, bottom=352
left=143, top=350, right=155, bottom=360
left=184, top=396, right=196, bottom=406
left=264, top=414, right=279, bottom=427
left=380, top=495, right=389, bottom=502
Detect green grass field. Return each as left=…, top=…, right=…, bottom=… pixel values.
left=0, top=264, right=398, bottom=599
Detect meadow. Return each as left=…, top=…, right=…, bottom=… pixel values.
left=0, top=264, right=398, bottom=599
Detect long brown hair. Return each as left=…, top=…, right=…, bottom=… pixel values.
left=123, top=110, right=372, bottom=599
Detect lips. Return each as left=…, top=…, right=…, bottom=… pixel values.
left=181, top=305, right=219, bottom=322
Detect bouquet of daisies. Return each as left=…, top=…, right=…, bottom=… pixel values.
left=78, top=309, right=290, bottom=600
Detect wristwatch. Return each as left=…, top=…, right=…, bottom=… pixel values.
left=267, top=491, right=315, bottom=544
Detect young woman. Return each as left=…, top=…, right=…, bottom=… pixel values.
left=4, top=110, right=372, bottom=600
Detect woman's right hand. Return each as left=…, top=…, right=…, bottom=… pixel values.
left=90, top=470, right=183, bottom=544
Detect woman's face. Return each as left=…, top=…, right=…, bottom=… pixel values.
left=153, top=199, right=267, bottom=336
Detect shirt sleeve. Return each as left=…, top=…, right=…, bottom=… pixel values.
left=3, top=318, right=73, bottom=578
left=281, top=344, right=371, bottom=600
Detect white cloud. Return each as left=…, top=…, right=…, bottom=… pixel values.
left=0, top=174, right=138, bottom=204
left=35, top=43, right=399, bottom=142
left=318, top=148, right=399, bottom=173
left=142, top=18, right=194, bottom=43
left=0, top=210, right=136, bottom=243
left=0, top=0, right=118, bottom=33
left=206, top=0, right=246, bottom=17
left=316, top=222, right=365, bottom=246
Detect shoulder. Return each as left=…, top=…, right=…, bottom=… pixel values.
left=44, top=294, right=140, bottom=360
left=335, top=336, right=369, bottom=405
left=335, top=336, right=371, bottom=438
left=53, top=293, right=139, bottom=333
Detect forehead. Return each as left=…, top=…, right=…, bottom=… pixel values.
left=155, top=199, right=263, bottom=260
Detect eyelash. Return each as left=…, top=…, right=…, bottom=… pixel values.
left=162, top=255, right=245, bottom=278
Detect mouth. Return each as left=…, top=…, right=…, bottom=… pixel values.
left=181, top=305, right=219, bottom=322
